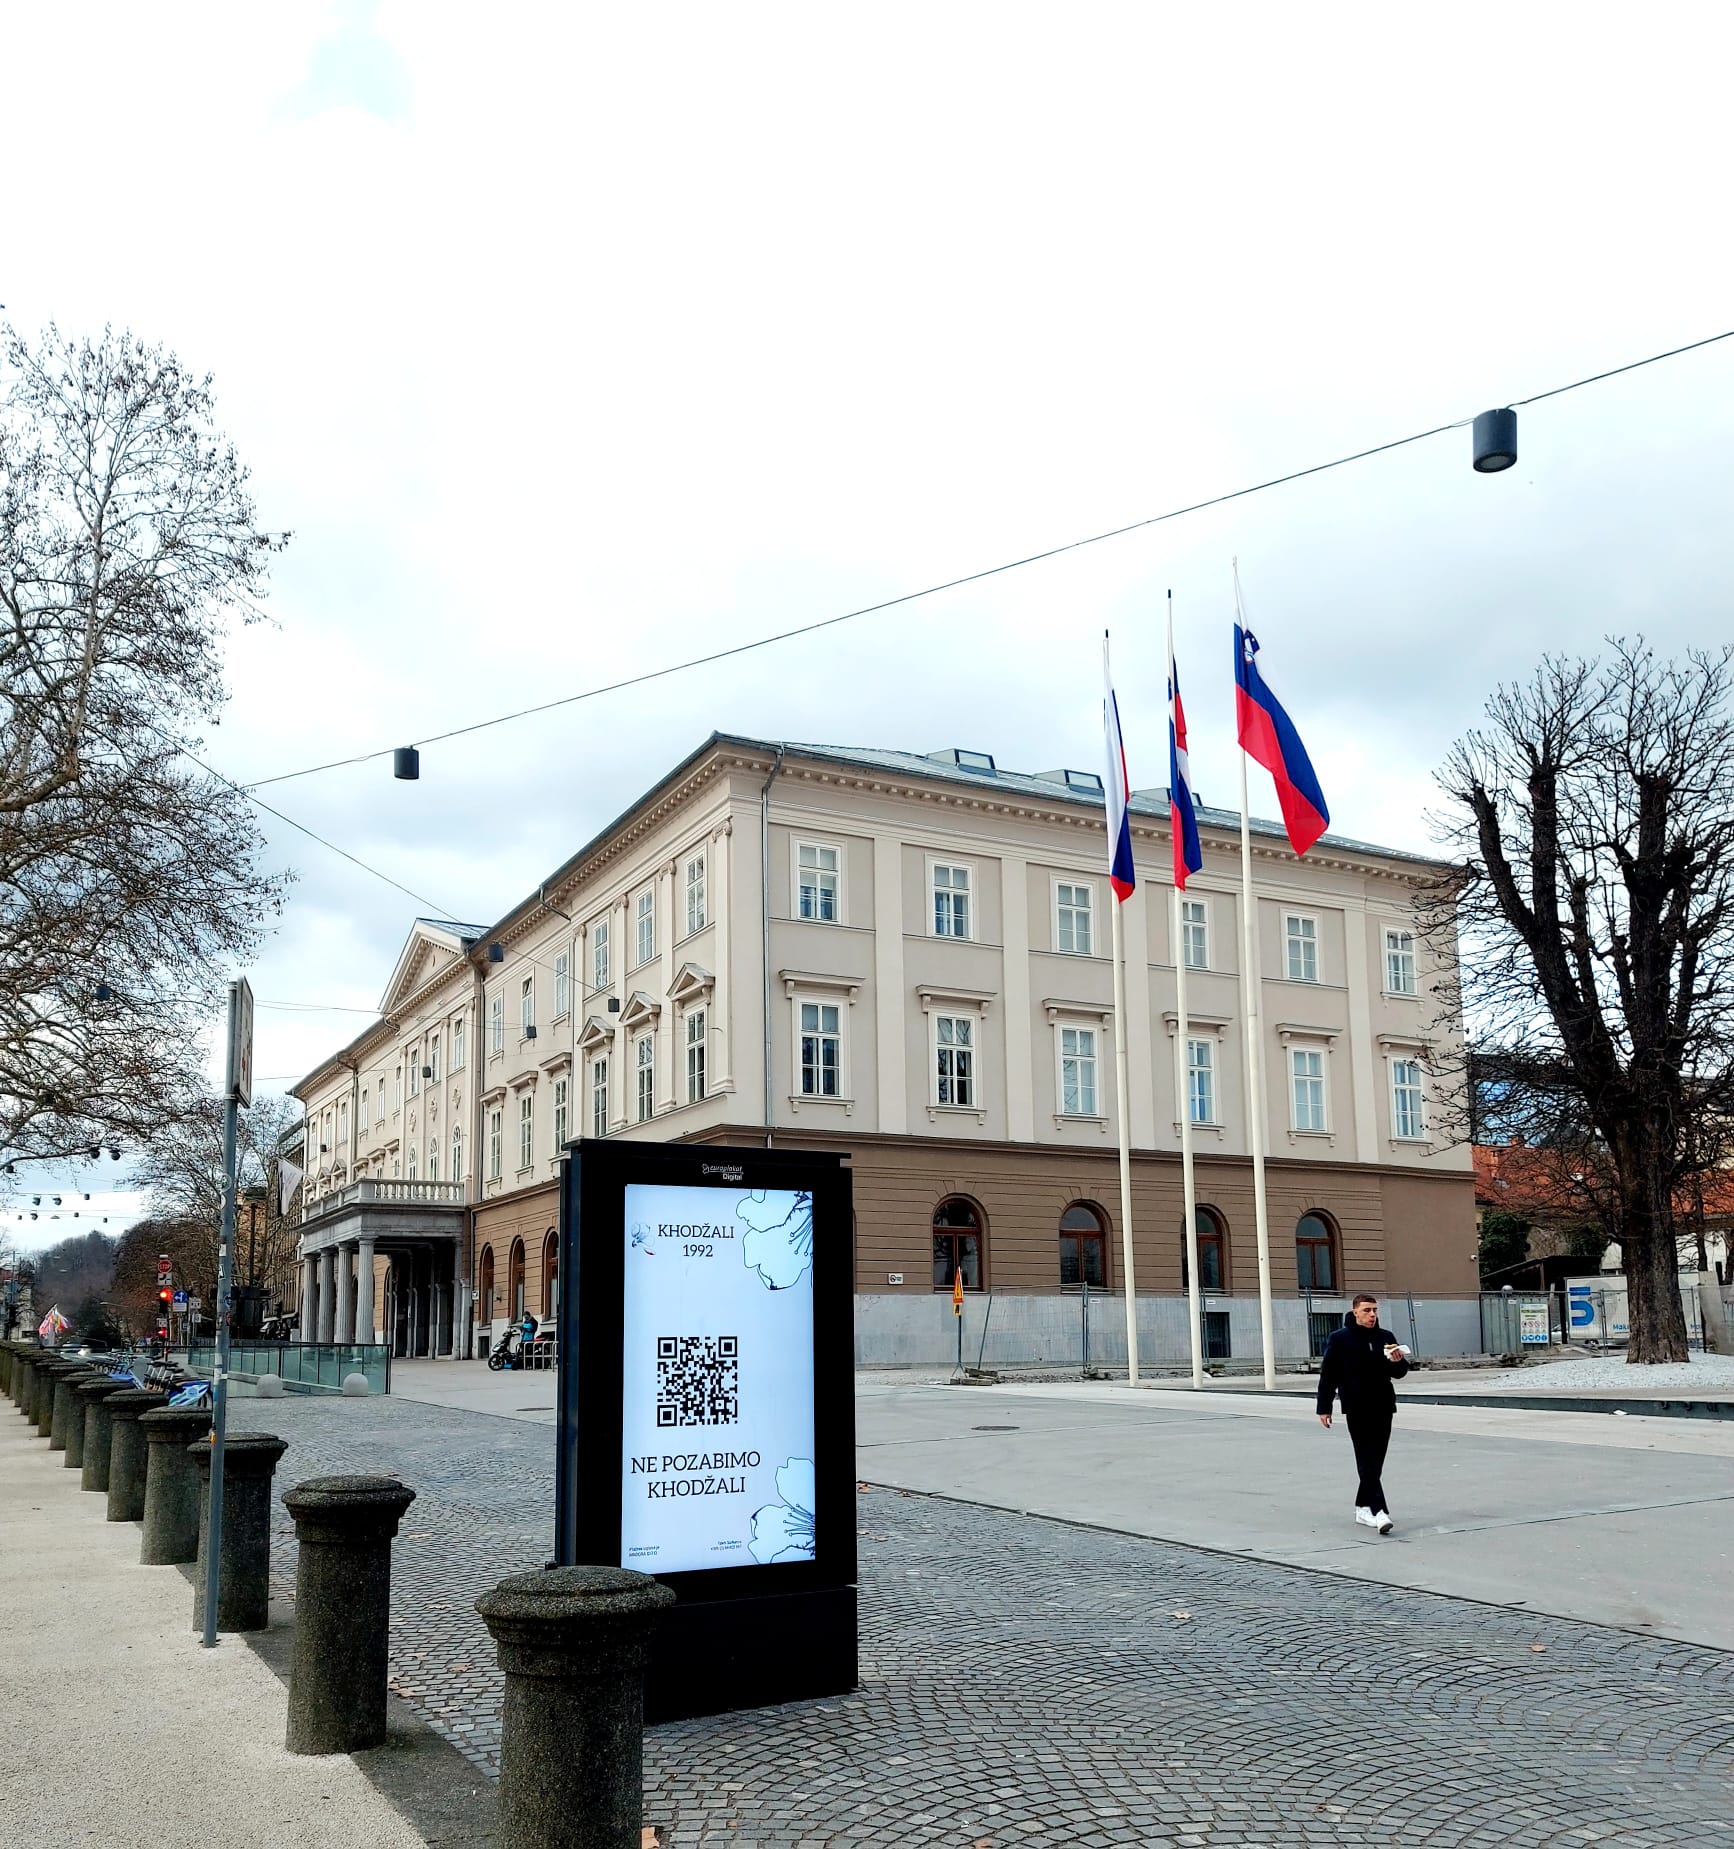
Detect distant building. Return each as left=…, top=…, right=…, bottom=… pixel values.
left=292, top=733, right=1477, bottom=1360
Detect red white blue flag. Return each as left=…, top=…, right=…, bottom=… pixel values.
left=1168, top=644, right=1203, bottom=890
left=1234, top=624, right=1329, bottom=856
left=1102, top=633, right=1136, bottom=902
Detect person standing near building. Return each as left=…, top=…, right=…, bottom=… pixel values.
left=1316, top=1292, right=1410, bottom=1533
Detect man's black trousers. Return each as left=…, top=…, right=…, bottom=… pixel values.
left=1345, top=1407, right=1393, bottom=1513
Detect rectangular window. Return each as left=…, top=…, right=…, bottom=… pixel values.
left=452, top=1018, right=465, bottom=1071
left=377, top=1076, right=386, bottom=1120
left=520, top=975, right=535, bottom=1036
left=1385, top=928, right=1417, bottom=996
left=519, top=1093, right=534, bottom=1170
left=934, top=1014, right=975, bottom=1106
left=488, top=1107, right=502, bottom=1180
left=1284, top=914, right=1319, bottom=983
left=392, top=1067, right=402, bottom=1112
left=553, top=1074, right=569, bottom=1150
left=590, top=1057, right=609, bottom=1138
left=685, top=854, right=707, bottom=935
left=1392, top=1058, right=1425, bottom=1139
left=932, top=862, right=972, bottom=938
left=592, top=918, right=611, bottom=989
left=1056, top=882, right=1092, bottom=956
left=490, top=995, right=504, bottom=1056
left=358, top=1088, right=369, bottom=1133
left=430, top=1033, right=442, bottom=1084
left=554, top=951, right=571, bottom=1018
left=451, top=1129, right=463, bottom=1186
left=1187, top=1037, right=1215, bottom=1124
left=1291, top=1047, right=1327, bottom=1131
left=799, top=1001, right=841, bottom=1096
left=1182, top=898, right=1209, bottom=971
left=407, top=1049, right=420, bottom=1097
left=686, top=1009, right=706, bottom=1103
left=635, top=1035, right=655, bottom=1122
left=338, top=1100, right=348, bottom=1146
left=426, top=1141, right=439, bottom=1183
left=636, top=889, right=655, bottom=966
left=797, top=843, right=839, bottom=922
left=406, top=1144, right=416, bottom=1181
left=1060, top=1026, right=1098, bottom=1116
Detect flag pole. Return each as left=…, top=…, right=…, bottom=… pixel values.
left=1234, top=566, right=1277, bottom=1391
left=1169, top=592, right=1204, bottom=1391
left=1112, top=890, right=1138, bottom=1386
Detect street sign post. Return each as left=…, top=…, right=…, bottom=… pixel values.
left=202, top=977, right=252, bottom=1649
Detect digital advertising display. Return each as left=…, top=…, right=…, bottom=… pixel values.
left=554, top=1139, right=856, bottom=1722
left=619, top=1181, right=816, bottom=1574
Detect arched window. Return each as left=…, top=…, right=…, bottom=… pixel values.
left=1058, top=1202, right=1109, bottom=1289
left=541, top=1229, right=558, bottom=1317
left=478, top=1245, right=496, bottom=1322
left=932, top=1197, right=985, bottom=1291
left=1181, top=1206, right=1229, bottom=1292
left=1296, top=1212, right=1339, bottom=1292
left=509, top=1238, right=527, bottom=1320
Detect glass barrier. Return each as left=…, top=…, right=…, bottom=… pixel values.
left=183, top=1341, right=391, bottom=1396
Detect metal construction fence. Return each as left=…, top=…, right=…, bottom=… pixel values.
left=853, top=1284, right=1712, bottom=1372
left=184, top=1340, right=392, bottom=1396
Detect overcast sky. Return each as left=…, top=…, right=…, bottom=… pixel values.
left=6, top=2, right=1732, bottom=1251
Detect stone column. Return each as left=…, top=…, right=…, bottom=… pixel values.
left=355, top=1238, right=376, bottom=1347
left=476, top=1565, right=675, bottom=1849
left=284, top=1475, right=417, bottom=1754
left=78, top=1377, right=128, bottom=1492
left=335, top=1244, right=357, bottom=1345
left=316, top=1248, right=336, bottom=1344
left=13, top=1348, right=37, bottom=1419
left=140, top=1404, right=214, bottom=1564
left=299, top=1254, right=318, bottom=1343
left=105, top=1390, right=160, bottom=1522
left=51, top=1365, right=94, bottom=1452
left=0, top=1340, right=12, bottom=1396
left=193, top=1434, right=288, bottom=1632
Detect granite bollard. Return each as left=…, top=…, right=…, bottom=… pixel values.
left=8, top=1346, right=30, bottom=1414
left=23, top=1351, right=53, bottom=1425
left=139, top=1404, right=214, bottom=1564
left=476, top=1566, right=675, bottom=1849
left=51, top=1366, right=96, bottom=1452
left=78, top=1378, right=129, bottom=1492
left=0, top=1340, right=13, bottom=1396
left=36, top=1357, right=75, bottom=1438
left=284, top=1475, right=416, bottom=1755
left=104, top=1390, right=160, bottom=1523
left=60, top=1371, right=106, bottom=1469
left=192, top=1434, right=288, bottom=1632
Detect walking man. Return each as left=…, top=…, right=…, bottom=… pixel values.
left=1316, top=1292, right=1409, bottom=1533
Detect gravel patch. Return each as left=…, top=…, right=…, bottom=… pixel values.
left=1445, top=1350, right=1734, bottom=1393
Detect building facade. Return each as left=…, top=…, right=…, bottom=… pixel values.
left=292, top=734, right=1477, bottom=1360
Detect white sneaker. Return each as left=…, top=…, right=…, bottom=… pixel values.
left=1354, top=1507, right=1379, bottom=1528
left=1374, top=1511, right=1394, bottom=1534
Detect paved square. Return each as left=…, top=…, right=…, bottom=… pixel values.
left=233, top=1391, right=1733, bottom=1846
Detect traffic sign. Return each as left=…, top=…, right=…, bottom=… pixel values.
left=172, top=1289, right=188, bottom=1308
left=952, top=1269, right=964, bottom=1317
left=226, top=977, right=255, bottom=1107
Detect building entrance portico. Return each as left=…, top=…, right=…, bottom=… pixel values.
left=296, top=1179, right=468, bottom=1358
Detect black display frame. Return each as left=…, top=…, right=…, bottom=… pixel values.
left=555, top=1135, right=857, bottom=1612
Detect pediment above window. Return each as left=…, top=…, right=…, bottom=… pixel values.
left=666, top=962, right=715, bottom=1006
left=618, top=990, right=662, bottom=1033
left=576, top=1014, right=615, bottom=1053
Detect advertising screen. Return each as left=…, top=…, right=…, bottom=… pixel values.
left=618, top=1180, right=816, bottom=1575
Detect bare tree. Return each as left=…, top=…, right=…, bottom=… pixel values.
left=0, top=322, right=290, bottom=1164
left=1425, top=641, right=1734, bottom=1363
left=132, top=1092, right=301, bottom=1311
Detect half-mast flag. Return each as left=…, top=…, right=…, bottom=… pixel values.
left=1168, top=647, right=1203, bottom=890
left=1234, top=624, right=1330, bottom=856
left=1102, top=633, right=1136, bottom=901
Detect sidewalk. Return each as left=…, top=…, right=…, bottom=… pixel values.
left=0, top=1419, right=429, bottom=1849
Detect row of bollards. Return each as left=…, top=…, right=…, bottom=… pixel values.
left=2, top=1337, right=670, bottom=1847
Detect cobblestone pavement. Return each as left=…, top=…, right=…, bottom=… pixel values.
left=235, top=1396, right=1734, bottom=1847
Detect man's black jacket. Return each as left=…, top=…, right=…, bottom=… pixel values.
left=1315, top=1323, right=1409, bottom=1416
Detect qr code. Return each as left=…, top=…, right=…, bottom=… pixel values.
left=656, top=1335, right=739, bottom=1427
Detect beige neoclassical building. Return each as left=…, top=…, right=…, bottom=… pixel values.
left=291, top=732, right=1477, bottom=1362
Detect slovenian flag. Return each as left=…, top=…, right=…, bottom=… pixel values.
left=1102, top=633, right=1136, bottom=901
left=1168, top=646, right=1203, bottom=890
left=1234, top=624, right=1330, bottom=856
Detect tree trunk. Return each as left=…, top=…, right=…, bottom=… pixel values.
left=1620, top=1141, right=1690, bottom=1363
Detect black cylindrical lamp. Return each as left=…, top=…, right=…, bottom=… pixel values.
left=1472, top=407, right=1518, bottom=473
left=393, top=746, right=421, bottom=781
